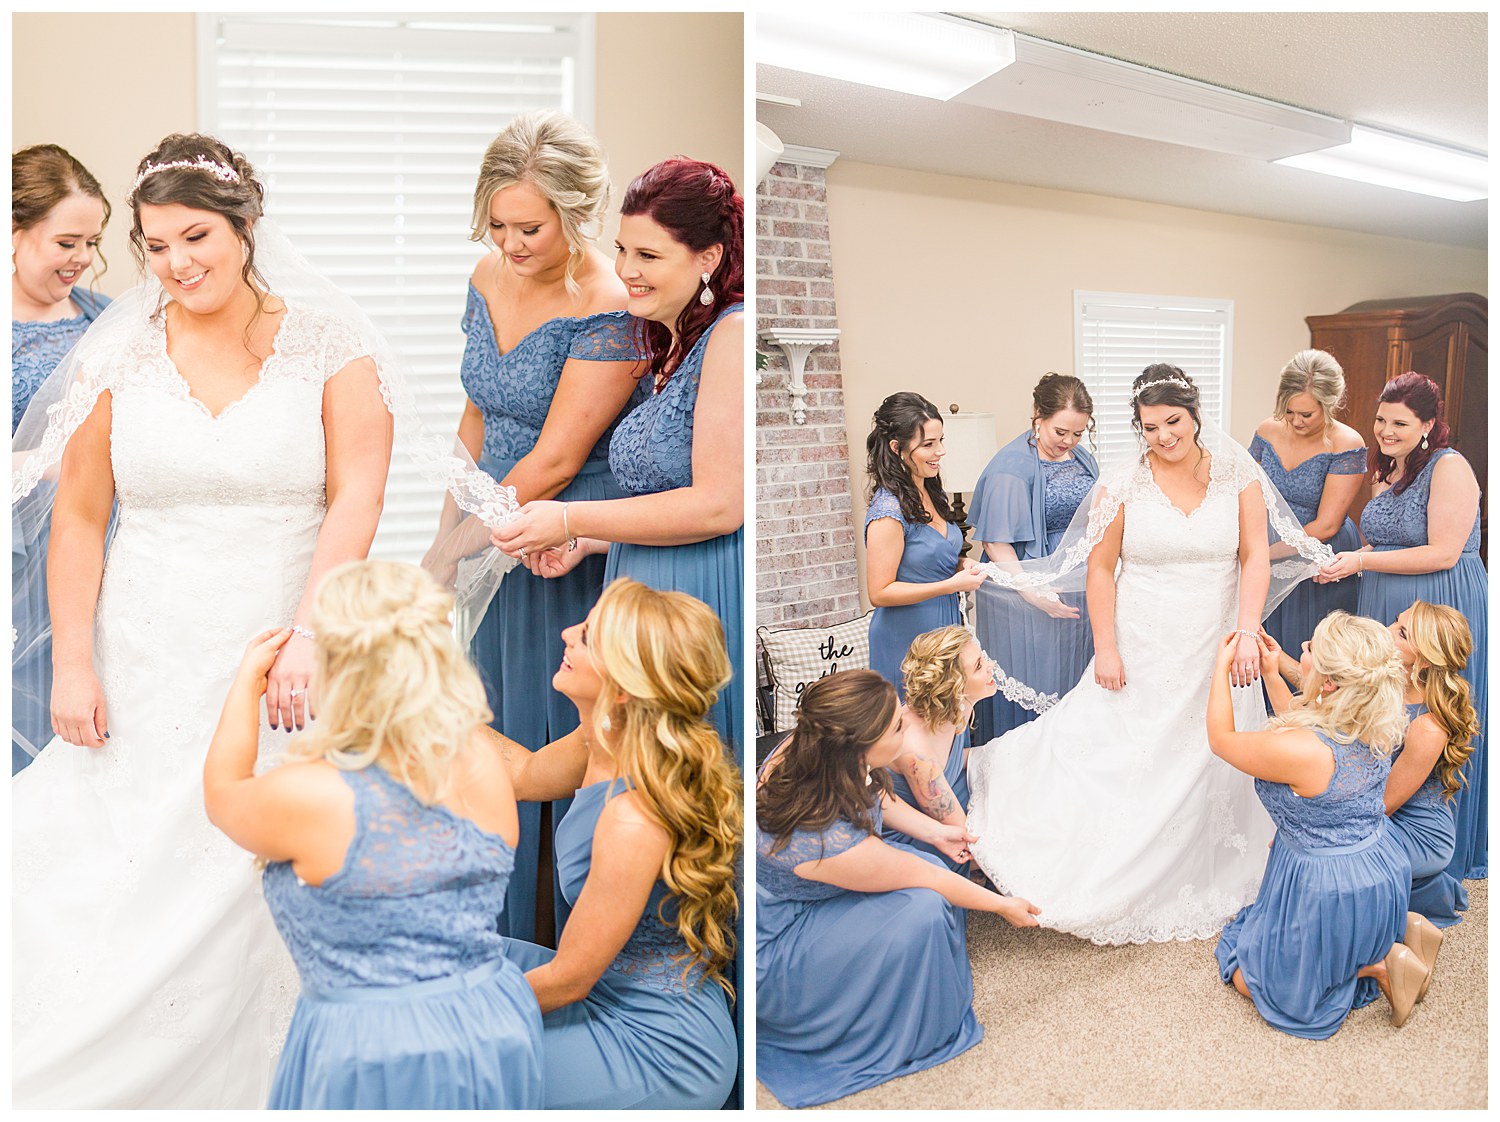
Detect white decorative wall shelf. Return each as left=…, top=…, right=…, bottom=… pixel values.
left=757, top=326, right=841, bottom=424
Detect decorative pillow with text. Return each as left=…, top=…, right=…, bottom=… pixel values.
left=757, top=611, right=874, bottom=733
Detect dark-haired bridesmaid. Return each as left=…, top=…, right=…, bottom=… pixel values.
left=863, top=392, right=986, bottom=696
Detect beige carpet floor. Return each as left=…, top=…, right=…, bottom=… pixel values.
left=757, top=880, right=1487, bottom=1110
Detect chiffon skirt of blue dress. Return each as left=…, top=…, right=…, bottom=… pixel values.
left=501, top=939, right=736, bottom=1110
left=1391, top=800, right=1468, bottom=928
left=1215, top=823, right=1409, bottom=1039
left=756, top=847, right=982, bottom=1107
left=12, top=512, right=50, bottom=774
left=268, top=957, right=544, bottom=1109
left=1358, top=555, right=1487, bottom=880
left=474, top=458, right=621, bottom=942
left=869, top=594, right=962, bottom=701
left=1262, top=517, right=1361, bottom=655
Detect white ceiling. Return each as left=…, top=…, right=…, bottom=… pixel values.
left=755, top=11, right=1487, bottom=249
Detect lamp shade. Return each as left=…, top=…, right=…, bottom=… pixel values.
left=940, top=410, right=999, bottom=493
left=756, top=122, right=785, bottom=187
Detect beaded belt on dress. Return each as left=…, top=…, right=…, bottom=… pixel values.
left=302, top=955, right=508, bottom=1003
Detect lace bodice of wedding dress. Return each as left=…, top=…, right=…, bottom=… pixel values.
left=12, top=302, right=364, bottom=1108
left=967, top=456, right=1275, bottom=945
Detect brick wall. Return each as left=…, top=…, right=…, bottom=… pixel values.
left=755, top=159, right=862, bottom=633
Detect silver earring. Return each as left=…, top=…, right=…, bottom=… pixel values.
left=600, top=714, right=612, bottom=732
left=1421, top=434, right=1430, bottom=450
left=698, top=271, right=714, bottom=306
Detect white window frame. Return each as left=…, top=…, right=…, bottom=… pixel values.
left=197, top=12, right=596, bottom=561
left=1073, top=290, right=1234, bottom=472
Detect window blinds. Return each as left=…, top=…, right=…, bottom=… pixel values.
left=198, top=12, right=594, bottom=561
left=1073, top=291, right=1234, bottom=472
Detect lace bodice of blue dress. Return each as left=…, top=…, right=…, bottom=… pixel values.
left=756, top=803, right=880, bottom=904
left=1395, top=702, right=1445, bottom=811
left=261, top=763, right=516, bottom=992
left=1362, top=449, right=1482, bottom=554
left=1041, top=458, right=1095, bottom=538
left=607, top=302, right=743, bottom=495
left=1247, top=434, right=1367, bottom=524
left=1255, top=730, right=1391, bottom=849
left=460, top=284, right=641, bottom=474
left=13, top=287, right=110, bottom=432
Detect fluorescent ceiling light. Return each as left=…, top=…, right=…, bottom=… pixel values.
left=1275, top=126, right=1487, bottom=202
left=758, top=12, right=1015, bottom=101
left=952, top=31, right=1350, bottom=161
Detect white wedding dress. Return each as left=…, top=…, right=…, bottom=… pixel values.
left=12, top=302, right=365, bottom=1107
left=967, top=456, right=1275, bottom=945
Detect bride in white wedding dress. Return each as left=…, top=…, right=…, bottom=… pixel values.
left=968, top=367, right=1328, bottom=945
left=11, top=135, right=511, bottom=1108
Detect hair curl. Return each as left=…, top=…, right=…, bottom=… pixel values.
left=588, top=578, right=742, bottom=995
left=286, top=561, right=492, bottom=805
left=1274, top=350, right=1346, bottom=445
left=1031, top=372, right=1096, bottom=452
left=756, top=670, right=896, bottom=856
left=865, top=391, right=954, bottom=525
left=12, top=143, right=112, bottom=283
left=620, top=157, right=744, bottom=387
left=127, top=133, right=269, bottom=322
left=902, top=626, right=975, bottom=729
left=1405, top=601, right=1479, bottom=801
left=1374, top=372, right=1451, bottom=496
left=470, top=110, right=611, bottom=298
left=1271, top=611, right=1409, bottom=755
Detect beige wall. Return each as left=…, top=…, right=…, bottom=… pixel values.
left=13, top=12, right=743, bottom=297
left=828, top=160, right=1487, bottom=605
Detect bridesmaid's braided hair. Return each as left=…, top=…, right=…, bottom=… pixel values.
left=865, top=391, right=954, bottom=525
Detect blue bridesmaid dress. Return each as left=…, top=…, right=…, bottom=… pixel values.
left=881, top=725, right=970, bottom=869
left=12, top=289, right=111, bottom=773
left=501, top=779, right=737, bottom=1109
left=968, top=431, right=1097, bottom=741
left=262, top=765, right=544, bottom=1109
left=460, top=284, right=639, bottom=941
left=1249, top=434, right=1365, bottom=654
left=865, top=488, right=962, bottom=697
left=1358, top=448, right=1487, bottom=880
left=1389, top=702, right=1468, bottom=927
left=603, top=303, right=743, bottom=758
left=756, top=795, right=982, bottom=1107
left=1215, top=731, right=1410, bottom=1039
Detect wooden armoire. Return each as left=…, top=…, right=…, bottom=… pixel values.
left=1306, top=293, right=1487, bottom=557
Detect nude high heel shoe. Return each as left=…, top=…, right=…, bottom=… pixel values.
left=1402, top=911, right=1444, bottom=1004
left=1384, top=943, right=1429, bottom=1028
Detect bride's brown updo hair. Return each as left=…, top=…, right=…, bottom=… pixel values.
left=127, top=133, right=268, bottom=302
left=1131, top=363, right=1205, bottom=456
left=757, top=670, right=896, bottom=856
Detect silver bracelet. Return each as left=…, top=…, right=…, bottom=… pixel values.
left=291, top=625, right=316, bottom=642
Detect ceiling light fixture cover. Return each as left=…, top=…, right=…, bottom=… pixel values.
left=1275, top=126, right=1488, bottom=202
left=757, top=12, right=1015, bottom=101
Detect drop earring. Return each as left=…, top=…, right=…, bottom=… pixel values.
left=1421, top=433, right=1430, bottom=450
left=698, top=271, right=714, bottom=306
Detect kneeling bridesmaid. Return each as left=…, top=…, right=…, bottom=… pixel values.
left=1209, top=613, right=1424, bottom=1038
left=756, top=671, right=1038, bottom=1108
left=205, top=561, right=543, bottom=1109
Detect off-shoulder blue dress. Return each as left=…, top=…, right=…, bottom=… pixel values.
left=1358, top=449, right=1487, bottom=881
left=865, top=487, right=962, bottom=697
left=1249, top=434, right=1365, bottom=654
left=1215, top=731, right=1409, bottom=1039
left=756, top=792, right=982, bottom=1107
left=882, top=724, right=970, bottom=869
left=263, top=764, right=543, bottom=1109
left=604, top=303, right=743, bottom=758
left=501, top=779, right=737, bottom=1109
left=13, top=289, right=111, bottom=773
left=968, top=432, right=1097, bottom=740
left=1390, top=702, right=1468, bottom=927
left=460, top=285, right=640, bottom=941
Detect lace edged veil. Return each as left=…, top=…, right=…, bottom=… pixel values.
left=12, top=219, right=518, bottom=757
left=972, top=408, right=1334, bottom=714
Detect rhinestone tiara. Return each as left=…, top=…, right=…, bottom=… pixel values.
left=1130, top=376, right=1194, bottom=402
left=131, top=155, right=240, bottom=194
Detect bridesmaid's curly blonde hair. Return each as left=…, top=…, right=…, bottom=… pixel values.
left=287, top=560, right=490, bottom=803
left=1405, top=601, right=1479, bottom=800
left=902, top=625, right=975, bottom=728
left=588, top=579, right=743, bottom=994
left=1271, top=612, right=1408, bottom=755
